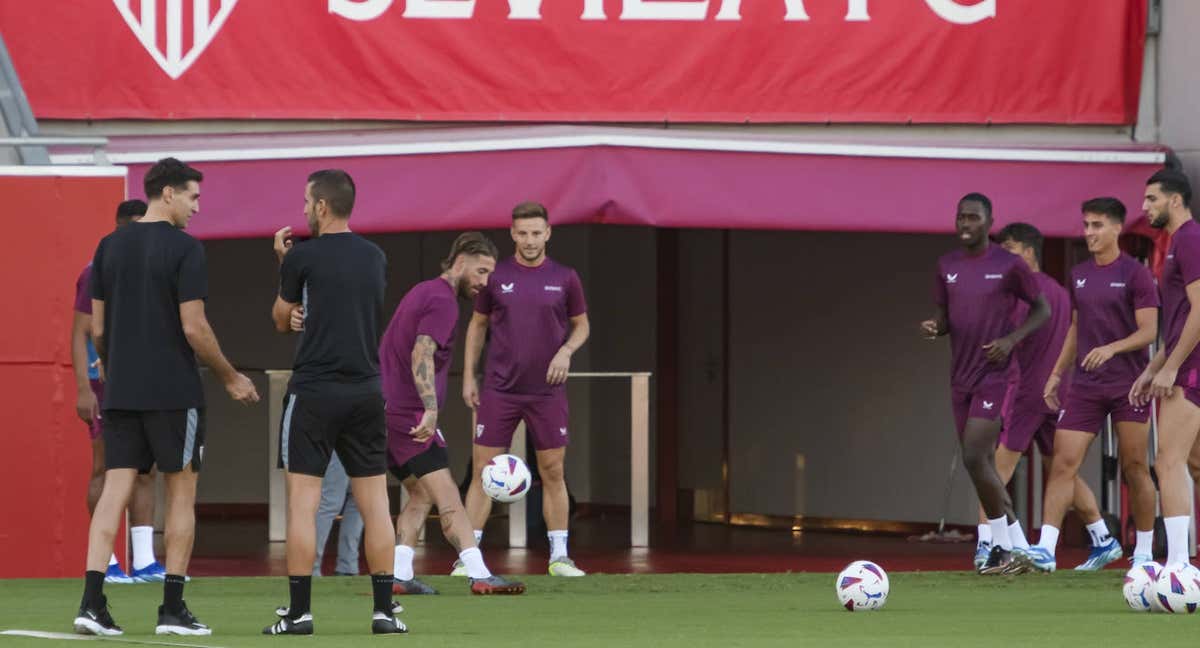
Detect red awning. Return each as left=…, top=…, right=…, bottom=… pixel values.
left=53, top=126, right=1168, bottom=240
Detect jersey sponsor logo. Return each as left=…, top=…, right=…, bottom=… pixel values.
left=984, top=273, right=1002, bottom=280
left=500, top=283, right=515, bottom=294
left=945, top=273, right=958, bottom=284
left=1076, top=278, right=1086, bottom=288
left=115, top=0, right=240, bottom=80
left=982, top=400, right=995, bottom=410
left=544, top=285, right=563, bottom=292
left=1110, top=282, right=1126, bottom=288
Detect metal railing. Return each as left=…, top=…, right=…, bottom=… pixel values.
left=0, top=136, right=111, bottom=165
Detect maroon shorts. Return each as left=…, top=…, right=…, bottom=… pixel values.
left=86, top=379, right=104, bottom=441
left=950, top=375, right=1007, bottom=437
left=386, top=408, right=447, bottom=472
left=999, top=392, right=1055, bottom=455
left=474, top=389, right=569, bottom=451
left=1057, top=381, right=1149, bottom=434
left=1178, top=369, right=1200, bottom=409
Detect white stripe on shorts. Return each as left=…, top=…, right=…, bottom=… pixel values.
left=182, top=408, right=198, bottom=466
left=281, top=394, right=297, bottom=469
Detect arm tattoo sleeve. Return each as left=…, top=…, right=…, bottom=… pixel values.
left=412, top=334, right=439, bottom=410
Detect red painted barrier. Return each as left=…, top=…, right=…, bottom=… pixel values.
left=0, top=171, right=127, bottom=577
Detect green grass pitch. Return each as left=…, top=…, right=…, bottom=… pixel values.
left=0, top=572, right=1195, bottom=647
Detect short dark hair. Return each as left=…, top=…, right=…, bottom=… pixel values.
left=1147, top=168, right=1193, bottom=206
left=143, top=158, right=202, bottom=201
left=307, top=169, right=356, bottom=218
left=512, top=201, right=549, bottom=222
left=441, top=232, right=499, bottom=271
left=115, top=199, right=147, bottom=225
left=959, top=192, right=993, bottom=220
left=1081, top=197, right=1127, bottom=224
left=996, top=222, right=1044, bottom=265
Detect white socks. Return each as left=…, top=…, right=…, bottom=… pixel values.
left=1085, top=520, right=1111, bottom=547
left=131, top=526, right=157, bottom=570
left=108, top=554, right=119, bottom=567
left=473, top=529, right=483, bottom=544
left=977, top=524, right=992, bottom=547
left=1134, top=530, right=1154, bottom=558
left=548, top=530, right=569, bottom=561
left=459, top=547, right=491, bottom=579
left=988, top=517, right=1012, bottom=551
left=1038, top=525, right=1060, bottom=555
left=1008, top=521, right=1030, bottom=551
left=1165, top=516, right=1189, bottom=567
left=393, top=545, right=414, bottom=581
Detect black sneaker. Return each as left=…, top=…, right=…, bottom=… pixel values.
left=156, top=602, right=212, bottom=636
left=263, top=611, right=314, bottom=635
left=277, top=601, right=402, bottom=617
left=73, top=596, right=122, bottom=636
left=393, top=577, right=439, bottom=595
left=978, top=546, right=1013, bottom=575
left=371, top=611, right=408, bottom=634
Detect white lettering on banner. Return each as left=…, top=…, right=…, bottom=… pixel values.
left=329, top=0, right=393, bottom=21
left=714, top=0, right=809, bottom=21
left=326, top=0, right=997, bottom=23
left=621, top=0, right=709, bottom=21
left=403, top=0, right=475, bottom=19
left=508, top=0, right=607, bottom=20
left=925, top=0, right=995, bottom=24
left=845, top=0, right=870, bottom=21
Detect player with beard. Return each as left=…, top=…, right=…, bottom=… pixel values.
left=381, top=233, right=525, bottom=596
left=1131, top=169, right=1200, bottom=570
left=461, top=202, right=590, bottom=577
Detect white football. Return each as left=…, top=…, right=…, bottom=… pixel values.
left=835, top=560, right=889, bottom=611
left=1153, top=563, right=1200, bottom=614
left=1122, top=562, right=1162, bottom=612
left=480, top=454, right=532, bottom=503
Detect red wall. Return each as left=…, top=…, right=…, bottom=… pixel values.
left=0, top=173, right=126, bottom=577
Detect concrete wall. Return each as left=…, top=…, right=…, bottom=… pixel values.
left=1158, top=0, right=1200, bottom=185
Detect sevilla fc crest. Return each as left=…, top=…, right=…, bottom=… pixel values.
left=113, top=0, right=238, bottom=79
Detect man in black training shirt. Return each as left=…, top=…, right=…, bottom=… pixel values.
left=74, top=158, right=259, bottom=637
left=262, top=169, right=406, bottom=636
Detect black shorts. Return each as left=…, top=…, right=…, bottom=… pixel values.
left=388, top=443, right=450, bottom=482
left=278, top=391, right=386, bottom=478
left=103, top=408, right=205, bottom=474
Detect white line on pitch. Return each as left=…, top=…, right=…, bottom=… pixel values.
left=0, top=629, right=224, bottom=648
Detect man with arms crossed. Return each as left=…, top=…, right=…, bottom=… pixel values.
left=74, top=158, right=259, bottom=636
left=462, top=202, right=590, bottom=577
left=920, top=193, right=1049, bottom=575
left=263, top=170, right=406, bottom=635
left=1131, top=170, right=1200, bottom=570
left=983, top=223, right=1106, bottom=571
left=380, top=233, right=524, bottom=596
left=72, top=199, right=166, bottom=583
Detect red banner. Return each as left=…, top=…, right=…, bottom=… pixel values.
left=0, top=0, right=1145, bottom=124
